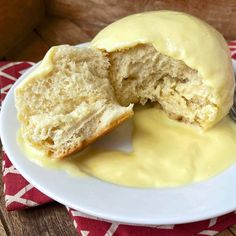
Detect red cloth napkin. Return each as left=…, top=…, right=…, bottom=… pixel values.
left=1, top=42, right=236, bottom=236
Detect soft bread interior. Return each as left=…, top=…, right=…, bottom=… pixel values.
left=15, top=46, right=133, bottom=159
left=15, top=43, right=222, bottom=159
left=108, top=44, right=218, bottom=128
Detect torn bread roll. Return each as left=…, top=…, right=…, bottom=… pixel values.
left=15, top=46, right=133, bottom=159
left=91, top=11, right=235, bottom=129
left=15, top=11, right=234, bottom=159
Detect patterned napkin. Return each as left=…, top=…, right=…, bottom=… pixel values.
left=1, top=41, right=236, bottom=236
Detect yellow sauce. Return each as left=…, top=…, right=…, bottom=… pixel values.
left=18, top=106, right=236, bottom=188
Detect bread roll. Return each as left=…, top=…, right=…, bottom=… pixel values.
left=91, top=11, right=235, bottom=129
left=15, top=45, right=133, bottom=159
left=15, top=11, right=235, bottom=160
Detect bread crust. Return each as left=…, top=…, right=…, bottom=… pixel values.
left=52, top=110, right=134, bottom=159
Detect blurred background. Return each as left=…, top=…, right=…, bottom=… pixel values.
left=0, top=0, right=235, bottom=62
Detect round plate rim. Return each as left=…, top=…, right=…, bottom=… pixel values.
left=1, top=43, right=236, bottom=225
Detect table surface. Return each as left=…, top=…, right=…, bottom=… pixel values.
left=1, top=13, right=236, bottom=236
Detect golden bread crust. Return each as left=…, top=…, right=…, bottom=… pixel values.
left=52, top=110, right=134, bottom=159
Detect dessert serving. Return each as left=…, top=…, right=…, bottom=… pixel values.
left=14, top=11, right=236, bottom=188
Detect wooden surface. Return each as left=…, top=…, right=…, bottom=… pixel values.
left=2, top=0, right=236, bottom=60
left=1, top=0, right=236, bottom=235
left=0, top=0, right=45, bottom=59
left=4, top=16, right=93, bottom=62
left=45, top=0, right=236, bottom=40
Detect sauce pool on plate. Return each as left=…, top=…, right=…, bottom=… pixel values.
left=18, top=105, right=236, bottom=188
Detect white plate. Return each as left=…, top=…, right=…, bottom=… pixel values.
left=1, top=43, right=236, bottom=225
